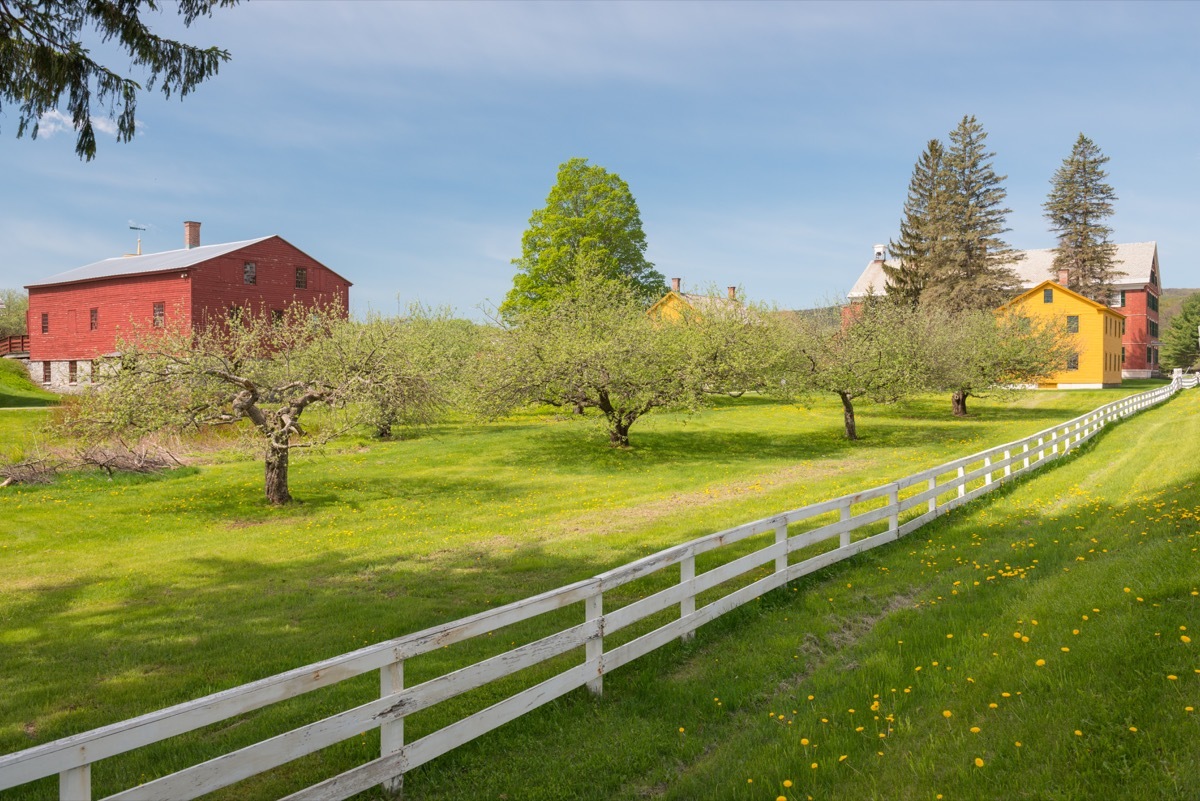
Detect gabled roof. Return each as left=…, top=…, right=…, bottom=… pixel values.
left=999, top=279, right=1125, bottom=317
left=848, top=241, right=1160, bottom=299
left=27, top=237, right=274, bottom=289
left=647, top=290, right=741, bottom=317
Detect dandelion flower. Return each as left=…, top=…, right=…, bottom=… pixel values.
left=1014, top=741, right=1022, bottom=747
left=970, top=726, right=981, bottom=733
left=801, top=738, right=809, bottom=745
left=783, top=780, right=793, bottom=788
left=1036, top=659, right=1046, bottom=667
left=1168, top=675, right=1178, bottom=681
left=1061, top=647, right=1070, bottom=652
left=1183, top=635, right=1192, bottom=644
left=678, top=727, right=685, bottom=733
left=974, top=757, right=985, bottom=767
left=943, top=710, right=953, bottom=719
left=1129, top=726, right=1138, bottom=732
left=811, top=762, right=818, bottom=770
left=1075, top=730, right=1083, bottom=736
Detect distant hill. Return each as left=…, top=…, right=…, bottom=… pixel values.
left=1161, top=288, right=1200, bottom=330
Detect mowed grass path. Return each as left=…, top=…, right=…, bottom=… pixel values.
left=0, top=384, right=1189, bottom=798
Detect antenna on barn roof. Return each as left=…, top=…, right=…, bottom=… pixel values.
left=127, top=223, right=147, bottom=257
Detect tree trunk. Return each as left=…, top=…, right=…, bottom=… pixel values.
left=265, top=445, right=292, bottom=505
left=609, top=420, right=631, bottom=448
left=951, top=390, right=968, bottom=417
left=838, top=391, right=858, bottom=441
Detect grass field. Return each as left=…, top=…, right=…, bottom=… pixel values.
left=0, top=358, right=57, bottom=410
left=1, top=383, right=1195, bottom=799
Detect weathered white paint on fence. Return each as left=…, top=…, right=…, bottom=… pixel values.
left=0, top=379, right=1192, bottom=800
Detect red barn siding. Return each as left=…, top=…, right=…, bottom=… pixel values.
left=189, top=238, right=349, bottom=327
left=27, top=272, right=192, bottom=361
left=1113, top=285, right=1160, bottom=372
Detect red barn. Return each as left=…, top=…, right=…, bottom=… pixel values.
left=25, top=222, right=351, bottom=391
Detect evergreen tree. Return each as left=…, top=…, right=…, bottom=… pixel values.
left=1, top=0, right=237, bottom=160
left=1160, top=292, right=1200, bottom=370
left=1043, top=134, right=1123, bottom=302
left=923, top=115, right=1022, bottom=312
left=884, top=139, right=949, bottom=307
left=501, top=158, right=665, bottom=321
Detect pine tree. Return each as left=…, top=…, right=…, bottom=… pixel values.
left=1160, top=292, right=1200, bottom=370
left=1044, top=134, right=1123, bottom=302
left=884, top=139, right=949, bottom=307
left=923, top=115, right=1022, bottom=312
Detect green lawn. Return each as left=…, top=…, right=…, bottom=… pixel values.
left=0, top=358, right=57, bottom=409
left=1, top=383, right=1194, bottom=799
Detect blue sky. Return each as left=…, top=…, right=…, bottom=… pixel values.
left=3, top=0, right=1199, bottom=317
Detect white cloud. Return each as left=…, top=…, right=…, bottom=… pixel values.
left=36, top=109, right=123, bottom=138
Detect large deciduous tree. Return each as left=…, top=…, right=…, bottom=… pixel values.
left=1160, top=292, right=1200, bottom=370
left=1, top=0, right=237, bottom=160
left=500, top=157, right=666, bottom=321
left=922, top=115, right=1022, bottom=312
left=925, top=306, right=1077, bottom=417
left=63, top=302, right=393, bottom=505
left=885, top=139, right=949, bottom=308
left=0, top=289, right=28, bottom=337
left=1043, top=134, right=1123, bottom=301
left=488, top=267, right=777, bottom=447
left=779, top=298, right=931, bottom=441
left=361, top=305, right=481, bottom=439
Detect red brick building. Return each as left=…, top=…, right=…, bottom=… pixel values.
left=848, top=241, right=1163, bottom=379
left=25, top=222, right=351, bottom=391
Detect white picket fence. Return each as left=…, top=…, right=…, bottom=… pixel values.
left=1, top=378, right=1194, bottom=801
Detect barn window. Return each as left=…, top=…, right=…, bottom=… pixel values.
left=89, top=308, right=98, bottom=330
left=1066, top=315, right=1079, bottom=333
left=1148, top=293, right=1159, bottom=312
left=1121, top=347, right=1125, bottom=363
left=68, top=361, right=77, bottom=384
left=295, top=267, right=308, bottom=289
left=42, top=362, right=51, bottom=384
left=41, top=313, right=49, bottom=334
left=1043, top=288, right=1053, bottom=303
left=1066, top=354, right=1079, bottom=371
left=153, top=302, right=165, bottom=328
left=244, top=262, right=257, bottom=285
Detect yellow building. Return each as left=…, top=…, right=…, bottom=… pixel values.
left=647, top=278, right=740, bottom=321
left=1001, top=280, right=1125, bottom=389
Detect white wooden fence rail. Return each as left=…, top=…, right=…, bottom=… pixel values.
left=1, top=378, right=1194, bottom=800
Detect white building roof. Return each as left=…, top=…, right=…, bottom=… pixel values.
left=847, top=241, right=1160, bottom=299
left=27, top=237, right=273, bottom=289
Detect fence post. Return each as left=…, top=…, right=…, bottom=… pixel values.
left=984, top=456, right=993, bottom=486
left=380, top=661, right=405, bottom=795
left=839, top=501, right=852, bottom=547
left=59, top=766, right=90, bottom=801
left=1023, top=442, right=1030, bottom=469
left=1051, top=430, right=1059, bottom=455
left=586, top=591, right=604, bottom=694
left=927, top=476, right=937, bottom=513
left=957, top=466, right=966, bottom=498
left=775, top=524, right=788, bottom=573
left=888, top=485, right=899, bottom=533
left=680, top=551, right=696, bottom=643
left=1003, top=449, right=1011, bottom=478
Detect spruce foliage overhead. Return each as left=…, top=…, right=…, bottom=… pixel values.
left=922, top=115, right=1022, bottom=313
left=1043, top=133, right=1123, bottom=302
left=1160, top=292, right=1200, bottom=370
left=0, top=0, right=238, bottom=160
left=501, top=158, right=666, bottom=321
left=885, top=139, right=949, bottom=307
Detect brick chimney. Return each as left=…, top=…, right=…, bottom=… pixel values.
left=1057, top=268, right=1069, bottom=286
left=671, top=277, right=681, bottom=293
left=727, top=286, right=737, bottom=300
left=184, top=221, right=201, bottom=249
